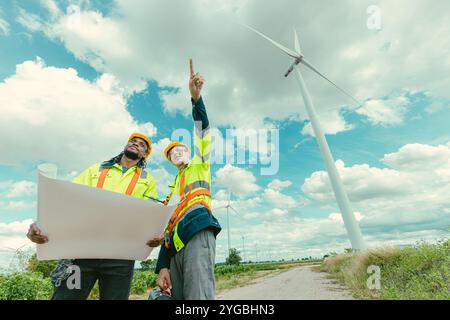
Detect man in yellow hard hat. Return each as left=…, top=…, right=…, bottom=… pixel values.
left=155, top=59, right=221, bottom=300
left=27, top=133, right=161, bottom=300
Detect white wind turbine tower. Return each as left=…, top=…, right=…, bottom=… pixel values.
left=214, top=189, right=240, bottom=257
left=245, top=25, right=366, bottom=250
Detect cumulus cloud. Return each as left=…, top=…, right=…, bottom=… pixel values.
left=382, top=143, right=450, bottom=171
left=214, top=164, right=261, bottom=196
left=267, top=179, right=292, bottom=191
left=0, top=58, right=156, bottom=171
left=262, top=188, right=297, bottom=209
left=148, top=138, right=172, bottom=165
left=17, top=0, right=450, bottom=131
left=0, top=219, right=34, bottom=270
left=0, top=219, right=33, bottom=234
left=149, top=166, right=173, bottom=197
left=301, top=110, right=355, bottom=136
left=356, top=94, right=410, bottom=126
left=302, top=159, right=412, bottom=203
left=0, top=180, right=37, bottom=199
left=301, top=142, right=450, bottom=235
left=0, top=201, right=35, bottom=212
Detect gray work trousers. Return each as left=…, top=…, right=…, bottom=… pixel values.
left=169, top=229, right=216, bottom=300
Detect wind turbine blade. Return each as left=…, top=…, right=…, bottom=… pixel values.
left=294, top=28, right=302, bottom=55
left=244, top=24, right=300, bottom=59
left=300, top=59, right=361, bottom=106
left=229, top=206, right=240, bottom=215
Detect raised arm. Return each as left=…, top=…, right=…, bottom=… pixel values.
left=189, top=59, right=211, bottom=164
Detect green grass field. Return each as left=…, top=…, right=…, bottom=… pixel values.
left=0, top=259, right=320, bottom=300
left=319, top=239, right=449, bottom=300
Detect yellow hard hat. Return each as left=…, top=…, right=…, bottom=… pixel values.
left=128, top=133, right=152, bottom=158
left=164, top=141, right=189, bottom=161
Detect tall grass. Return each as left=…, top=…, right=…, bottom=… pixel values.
left=320, top=239, right=449, bottom=300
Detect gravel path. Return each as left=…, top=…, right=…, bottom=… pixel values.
left=216, top=265, right=356, bottom=300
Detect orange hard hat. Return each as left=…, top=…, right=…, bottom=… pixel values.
left=164, top=141, right=190, bottom=161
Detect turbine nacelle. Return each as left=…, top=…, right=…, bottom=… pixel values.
left=284, top=56, right=303, bottom=77
left=245, top=24, right=361, bottom=106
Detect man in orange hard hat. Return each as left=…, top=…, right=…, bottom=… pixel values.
left=27, top=133, right=161, bottom=300
left=155, top=59, right=221, bottom=300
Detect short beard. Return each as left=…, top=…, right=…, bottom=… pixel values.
left=124, top=149, right=140, bottom=160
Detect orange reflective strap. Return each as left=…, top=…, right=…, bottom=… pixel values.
left=125, top=168, right=142, bottom=196
left=168, top=200, right=211, bottom=234
left=165, top=189, right=211, bottom=234
left=179, top=169, right=186, bottom=196
left=96, top=166, right=142, bottom=196
left=96, top=167, right=110, bottom=189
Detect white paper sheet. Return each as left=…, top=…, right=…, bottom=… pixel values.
left=37, top=173, right=174, bottom=261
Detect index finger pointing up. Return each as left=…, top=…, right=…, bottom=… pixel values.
left=189, top=58, right=195, bottom=76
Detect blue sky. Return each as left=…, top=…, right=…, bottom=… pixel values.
left=1, top=0, right=449, bottom=269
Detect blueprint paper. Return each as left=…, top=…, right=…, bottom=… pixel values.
left=37, top=173, right=173, bottom=261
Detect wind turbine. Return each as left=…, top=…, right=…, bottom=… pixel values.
left=214, top=189, right=240, bottom=257
left=241, top=235, right=245, bottom=262
left=245, top=25, right=367, bottom=250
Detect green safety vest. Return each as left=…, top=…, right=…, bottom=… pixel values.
left=73, top=162, right=158, bottom=200
left=164, top=124, right=212, bottom=252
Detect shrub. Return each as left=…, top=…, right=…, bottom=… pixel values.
left=226, top=248, right=242, bottom=265
left=131, top=271, right=157, bottom=295
left=0, top=272, right=53, bottom=300
left=26, top=254, right=57, bottom=278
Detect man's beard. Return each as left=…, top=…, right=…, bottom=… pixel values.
left=124, top=149, right=140, bottom=160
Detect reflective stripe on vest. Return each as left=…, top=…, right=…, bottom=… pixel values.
left=96, top=167, right=142, bottom=196
left=183, top=180, right=210, bottom=194
left=164, top=169, right=211, bottom=249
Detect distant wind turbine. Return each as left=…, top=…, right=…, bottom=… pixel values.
left=245, top=25, right=366, bottom=250
left=214, top=189, right=240, bottom=256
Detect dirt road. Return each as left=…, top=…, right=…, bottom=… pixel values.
left=216, top=265, right=355, bottom=300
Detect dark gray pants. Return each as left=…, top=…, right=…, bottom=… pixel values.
left=170, top=229, right=216, bottom=300
left=52, top=259, right=134, bottom=300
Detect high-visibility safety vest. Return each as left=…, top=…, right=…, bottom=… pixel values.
left=73, top=162, right=158, bottom=200
left=164, top=123, right=212, bottom=252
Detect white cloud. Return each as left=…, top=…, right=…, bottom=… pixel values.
left=19, top=0, right=450, bottom=132
left=266, top=208, right=288, bottom=218
left=328, top=211, right=364, bottom=224
left=0, top=9, right=10, bottom=35
left=267, top=179, right=292, bottom=191
left=382, top=143, right=450, bottom=171
left=0, top=58, right=156, bottom=171
left=0, top=219, right=33, bottom=234
left=0, top=201, right=35, bottom=212
left=16, top=8, right=44, bottom=32
left=212, top=188, right=263, bottom=217
left=149, top=166, right=173, bottom=197
left=301, top=110, right=355, bottom=136
left=301, top=142, right=450, bottom=235
left=149, top=138, right=171, bottom=165
left=262, top=188, right=297, bottom=209
left=0, top=180, right=37, bottom=199
left=214, top=164, right=260, bottom=196
left=0, top=219, right=34, bottom=271
left=356, top=94, right=410, bottom=126
left=302, top=159, right=412, bottom=203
